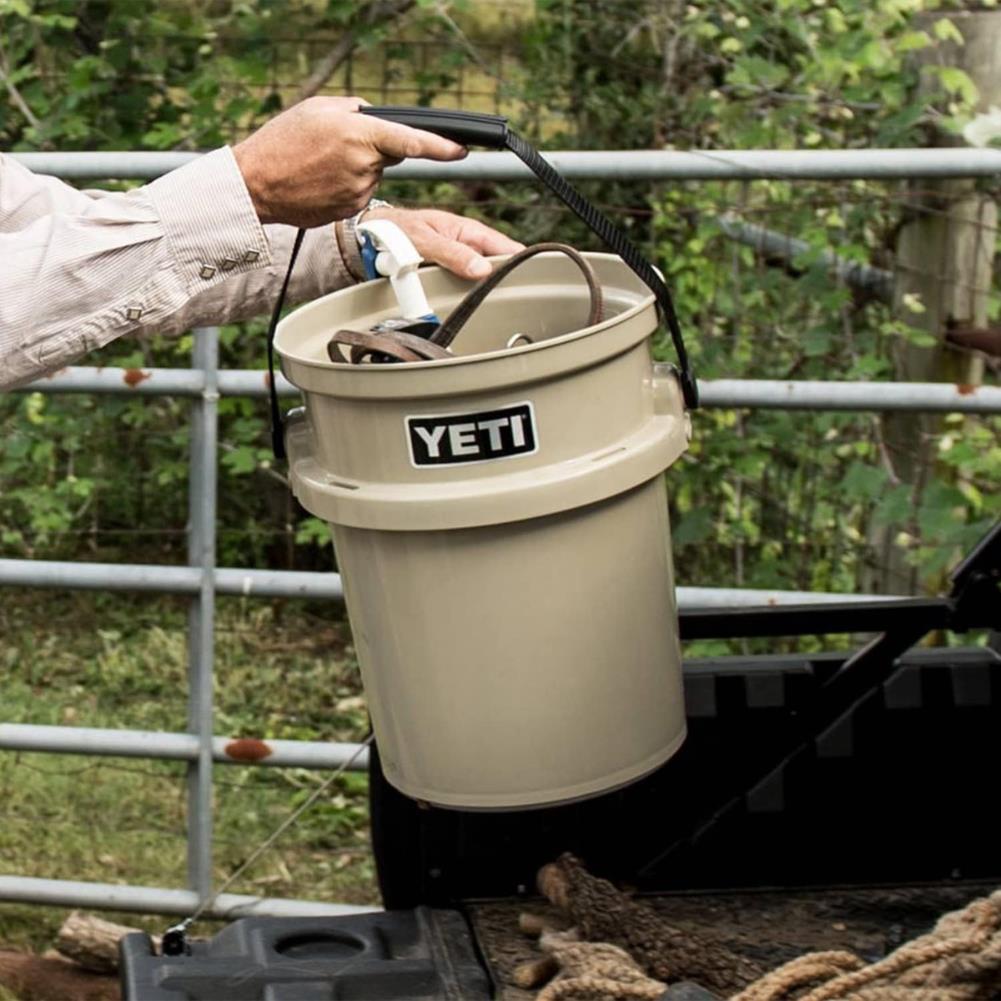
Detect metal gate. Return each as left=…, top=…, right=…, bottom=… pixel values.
left=2, top=149, right=1000, bottom=919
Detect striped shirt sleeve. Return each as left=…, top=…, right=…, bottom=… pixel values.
left=0, top=147, right=359, bottom=390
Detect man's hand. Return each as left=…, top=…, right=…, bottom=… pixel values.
left=233, top=97, right=466, bottom=228
left=365, top=206, right=524, bottom=280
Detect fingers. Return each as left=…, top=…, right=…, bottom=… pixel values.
left=366, top=118, right=467, bottom=162
left=453, top=216, right=525, bottom=256
left=416, top=226, right=494, bottom=279
left=364, top=207, right=524, bottom=279
left=414, top=209, right=524, bottom=255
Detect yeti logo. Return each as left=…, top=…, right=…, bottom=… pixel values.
left=406, top=402, right=538, bottom=467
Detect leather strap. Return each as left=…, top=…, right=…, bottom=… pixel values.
left=430, top=242, right=604, bottom=349
left=328, top=328, right=453, bottom=365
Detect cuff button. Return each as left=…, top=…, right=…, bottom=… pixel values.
left=125, top=306, right=143, bottom=321
left=220, top=257, right=238, bottom=272
left=242, top=249, right=261, bottom=263
left=199, top=264, right=217, bottom=280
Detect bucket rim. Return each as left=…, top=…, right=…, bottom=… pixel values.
left=275, top=250, right=656, bottom=375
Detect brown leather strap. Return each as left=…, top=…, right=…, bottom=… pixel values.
left=326, top=243, right=603, bottom=367
left=430, top=242, right=604, bottom=349
left=328, top=328, right=453, bottom=365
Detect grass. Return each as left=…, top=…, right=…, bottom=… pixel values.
left=0, top=590, right=378, bottom=953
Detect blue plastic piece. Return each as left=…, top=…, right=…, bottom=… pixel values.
left=360, top=233, right=379, bottom=280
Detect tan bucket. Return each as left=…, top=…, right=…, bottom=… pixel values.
left=276, top=252, right=691, bottom=809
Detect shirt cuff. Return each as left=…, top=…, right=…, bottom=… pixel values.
left=335, top=218, right=367, bottom=282
left=147, top=146, right=271, bottom=294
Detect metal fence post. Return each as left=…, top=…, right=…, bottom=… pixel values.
left=187, top=328, right=219, bottom=902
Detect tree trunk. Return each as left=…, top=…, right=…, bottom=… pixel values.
left=863, top=8, right=1000, bottom=595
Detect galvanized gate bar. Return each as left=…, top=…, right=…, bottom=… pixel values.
left=0, top=876, right=378, bottom=919
left=0, top=560, right=345, bottom=599
left=0, top=723, right=370, bottom=770
left=186, top=329, right=218, bottom=901
left=16, top=367, right=1001, bottom=413
left=697, top=379, right=1001, bottom=413
left=13, top=147, right=1001, bottom=181
left=0, top=559, right=902, bottom=607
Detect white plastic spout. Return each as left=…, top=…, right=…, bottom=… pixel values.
left=357, top=219, right=434, bottom=320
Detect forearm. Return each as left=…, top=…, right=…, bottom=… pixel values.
left=146, top=221, right=359, bottom=339
left=0, top=148, right=356, bottom=390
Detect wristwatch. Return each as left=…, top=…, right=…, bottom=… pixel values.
left=354, top=198, right=393, bottom=233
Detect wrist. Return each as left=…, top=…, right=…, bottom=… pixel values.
left=231, top=142, right=278, bottom=225
left=347, top=198, right=393, bottom=243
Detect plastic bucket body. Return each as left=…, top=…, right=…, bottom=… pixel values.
left=276, top=252, right=691, bottom=809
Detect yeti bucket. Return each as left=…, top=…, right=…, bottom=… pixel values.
left=275, top=249, right=691, bottom=810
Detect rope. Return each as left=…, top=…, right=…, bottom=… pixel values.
left=730, top=889, right=1001, bottom=1001
left=536, top=930, right=668, bottom=1001
left=531, top=856, right=1001, bottom=1001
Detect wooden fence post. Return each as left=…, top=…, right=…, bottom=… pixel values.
left=864, top=8, right=1000, bottom=595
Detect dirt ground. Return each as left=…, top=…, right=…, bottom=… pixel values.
left=0, top=950, right=118, bottom=1001
left=470, top=881, right=1001, bottom=1000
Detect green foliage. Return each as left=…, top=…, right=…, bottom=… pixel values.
left=1, top=0, right=998, bottom=615
left=506, top=0, right=1000, bottom=600
left=0, top=0, right=492, bottom=571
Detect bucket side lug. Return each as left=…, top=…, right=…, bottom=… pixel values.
left=653, top=362, right=692, bottom=442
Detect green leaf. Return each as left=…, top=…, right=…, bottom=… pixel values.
left=841, top=461, right=888, bottom=502
left=803, top=326, right=832, bottom=358
left=295, top=517, right=331, bottom=546
left=873, top=485, right=914, bottom=528
left=917, top=482, right=967, bottom=539
left=934, top=66, right=979, bottom=105
left=900, top=325, right=937, bottom=348
left=673, top=507, right=714, bottom=549
left=932, top=17, right=964, bottom=44
left=896, top=30, right=931, bottom=53
left=0, top=0, right=32, bottom=16
left=222, top=447, right=258, bottom=475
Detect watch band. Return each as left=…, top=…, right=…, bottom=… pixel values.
left=353, top=197, right=393, bottom=239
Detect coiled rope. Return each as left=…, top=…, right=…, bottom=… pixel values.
left=730, top=888, right=1001, bottom=1001
left=527, top=855, right=1001, bottom=1001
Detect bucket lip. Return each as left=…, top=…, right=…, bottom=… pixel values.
left=275, top=250, right=656, bottom=375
